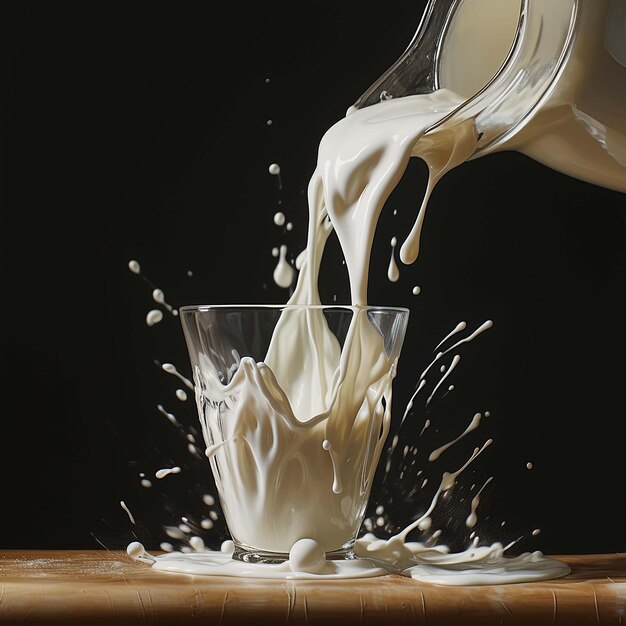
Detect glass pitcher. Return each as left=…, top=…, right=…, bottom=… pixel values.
left=353, top=0, right=626, bottom=192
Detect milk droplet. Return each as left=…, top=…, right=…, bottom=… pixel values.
left=376, top=517, right=385, bottom=527
left=273, top=245, right=294, bottom=288
left=175, top=389, right=188, bottom=401
left=266, top=119, right=273, bottom=126
left=153, top=289, right=165, bottom=303
left=120, top=500, right=136, bottom=524
left=375, top=505, right=384, bottom=515
left=165, top=526, right=186, bottom=540
left=209, top=511, right=219, bottom=521
left=272, top=247, right=279, bottom=257
left=186, top=270, right=193, bottom=277
left=189, top=536, right=206, bottom=552
left=126, top=542, right=145, bottom=560
left=532, top=528, right=541, bottom=536
left=201, top=519, right=213, bottom=530
left=128, top=260, right=141, bottom=274
left=268, top=163, right=281, bottom=175
left=140, top=479, right=152, bottom=488
left=289, top=538, right=326, bottom=574
left=155, top=466, right=181, bottom=479
left=526, top=462, right=534, bottom=470
left=286, top=222, right=293, bottom=231
left=161, top=363, right=194, bottom=389
left=221, top=540, right=235, bottom=553
left=202, top=494, right=215, bottom=506
left=178, top=523, right=191, bottom=533
left=412, top=286, right=421, bottom=295
left=274, top=212, right=286, bottom=226
left=146, top=309, right=163, bottom=326
left=387, top=237, right=400, bottom=282
left=160, top=542, right=174, bottom=552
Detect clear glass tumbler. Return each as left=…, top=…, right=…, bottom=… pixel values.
left=180, top=305, right=409, bottom=563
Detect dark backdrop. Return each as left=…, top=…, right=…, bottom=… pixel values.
left=1, top=1, right=625, bottom=553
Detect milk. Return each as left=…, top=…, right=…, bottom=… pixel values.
left=127, top=0, right=626, bottom=584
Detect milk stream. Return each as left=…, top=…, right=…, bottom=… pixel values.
left=122, top=26, right=587, bottom=581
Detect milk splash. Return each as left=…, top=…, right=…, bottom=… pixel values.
left=124, top=87, right=569, bottom=582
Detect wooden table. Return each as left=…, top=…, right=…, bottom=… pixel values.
left=0, top=551, right=625, bottom=625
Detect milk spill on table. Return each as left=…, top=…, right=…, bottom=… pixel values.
left=126, top=87, right=569, bottom=583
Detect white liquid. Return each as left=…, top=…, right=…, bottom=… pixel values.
left=155, top=466, right=181, bottom=479
left=272, top=245, right=294, bottom=288
left=387, top=237, right=400, bottom=282
left=140, top=19, right=592, bottom=580
left=120, top=500, right=136, bottom=525
left=161, top=363, right=194, bottom=390
left=146, top=309, right=163, bottom=326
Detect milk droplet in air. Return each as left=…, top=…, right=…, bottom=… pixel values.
left=274, top=212, right=286, bottom=226
left=175, top=389, right=188, bottom=401
left=155, top=466, right=181, bottom=479
left=160, top=542, right=174, bottom=552
left=526, top=462, right=534, bottom=470
left=273, top=245, right=294, bottom=288
left=532, top=529, right=541, bottom=536
left=141, top=479, right=152, bottom=488
left=120, top=500, right=136, bottom=524
left=202, top=494, right=215, bottom=506
left=146, top=309, right=163, bottom=326
left=128, top=260, right=141, bottom=274
left=201, top=519, right=213, bottom=530
left=286, top=222, right=293, bottom=231
left=387, top=237, right=400, bottom=282
left=266, top=119, right=273, bottom=126
left=272, top=247, right=279, bottom=258
left=412, top=286, right=421, bottom=296
left=268, top=163, right=281, bottom=175
left=189, top=536, right=206, bottom=552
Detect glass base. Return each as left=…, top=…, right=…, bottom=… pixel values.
left=232, top=541, right=357, bottom=564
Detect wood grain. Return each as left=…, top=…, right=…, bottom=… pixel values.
left=0, top=551, right=625, bottom=625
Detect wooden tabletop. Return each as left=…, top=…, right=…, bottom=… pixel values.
left=0, top=551, right=625, bottom=625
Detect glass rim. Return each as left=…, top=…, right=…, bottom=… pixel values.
left=179, top=304, right=409, bottom=314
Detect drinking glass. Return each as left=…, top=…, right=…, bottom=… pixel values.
left=180, top=305, right=409, bottom=563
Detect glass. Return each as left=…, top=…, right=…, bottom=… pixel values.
left=180, top=305, right=409, bottom=563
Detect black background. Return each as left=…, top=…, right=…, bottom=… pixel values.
left=2, top=1, right=625, bottom=553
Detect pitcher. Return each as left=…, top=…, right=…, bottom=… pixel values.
left=354, top=0, right=626, bottom=192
